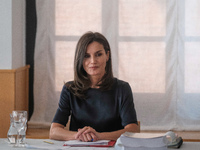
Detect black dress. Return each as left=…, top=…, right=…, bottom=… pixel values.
left=52, top=78, right=137, bottom=132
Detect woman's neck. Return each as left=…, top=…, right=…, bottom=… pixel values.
left=89, top=75, right=103, bottom=88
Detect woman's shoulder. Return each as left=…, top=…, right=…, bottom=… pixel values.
left=65, top=81, right=73, bottom=85
left=61, top=81, right=74, bottom=91
left=114, top=78, right=129, bottom=86
left=113, top=78, right=131, bottom=90
left=112, top=78, right=132, bottom=98
left=59, top=81, right=75, bottom=98
left=64, top=81, right=73, bottom=87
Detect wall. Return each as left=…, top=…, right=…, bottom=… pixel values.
left=0, top=0, right=12, bottom=69
left=0, top=0, right=25, bottom=69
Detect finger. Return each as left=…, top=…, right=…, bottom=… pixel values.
left=83, top=127, right=95, bottom=134
left=86, top=133, right=92, bottom=142
left=78, top=134, right=84, bottom=141
left=90, top=132, right=98, bottom=142
left=82, top=133, right=90, bottom=142
left=75, top=127, right=88, bottom=139
left=77, top=130, right=87, bottom=142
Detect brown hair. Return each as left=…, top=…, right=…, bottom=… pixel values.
left=66, top=31, right=113, bottom=99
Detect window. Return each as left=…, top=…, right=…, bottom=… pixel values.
left=184, top=0, right=200, bottom=93
left=33, top=0, right=200, bottom=129
left=55, top=0, right=102, bottom=91
left=54, top=0, right=167, bottom=94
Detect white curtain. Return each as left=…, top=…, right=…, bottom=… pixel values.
left=30, top=0, right=200, bottom=130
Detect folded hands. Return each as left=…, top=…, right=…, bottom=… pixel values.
left=75, top=126, right=99, bottom=142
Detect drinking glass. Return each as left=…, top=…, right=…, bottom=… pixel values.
left=12, top=111, right=27, bottom=147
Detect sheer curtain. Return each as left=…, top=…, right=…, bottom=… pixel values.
left=30, top=0, right=200, bottom=130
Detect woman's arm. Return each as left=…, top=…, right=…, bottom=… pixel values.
left=49, top=123, right=77, bottom=141
left=98, top=123, right=139, bottom=141
left=50, top=122, right=138, bottom=141
left=76, top=123, right=139, bottom=141
left=49, top=123, right=99, bottom=141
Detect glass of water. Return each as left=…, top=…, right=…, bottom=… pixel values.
left=12, top=111, right=27, bottom=147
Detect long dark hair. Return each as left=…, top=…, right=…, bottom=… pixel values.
left=66, top=31, right=114, bottom=99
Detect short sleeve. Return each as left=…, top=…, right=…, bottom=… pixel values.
left=52, top=85, right=71, bottom=126
left=119, top=82, right=138, bottom=127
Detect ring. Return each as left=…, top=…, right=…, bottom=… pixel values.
left=91, top=139, right=93, bottom=142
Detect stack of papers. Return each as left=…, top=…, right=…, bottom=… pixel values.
left=63, top=140, right=116, bottom=147
left=115, top=131, right=183, bottom=150
left=115, top=132, right=168, bottom=150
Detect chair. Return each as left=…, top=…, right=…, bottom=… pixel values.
left=137, top=121, right=140, bottom=133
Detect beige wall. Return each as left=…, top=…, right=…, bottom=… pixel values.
left=0, top=0, right=25, bottom=69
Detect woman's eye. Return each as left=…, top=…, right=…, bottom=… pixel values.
left=96, top=53, right=102, bottom=57
left=84, top=54, right=90, bottom=58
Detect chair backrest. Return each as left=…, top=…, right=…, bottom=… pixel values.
left=137, top=121, right=140, bottom=133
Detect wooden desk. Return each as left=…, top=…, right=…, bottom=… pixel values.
left=0, top=65, right=30, bottom=138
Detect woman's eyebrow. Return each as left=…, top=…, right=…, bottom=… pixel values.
left=95, top=50, right=103, bottom=53
left=85, top=50, right=103, bottom=55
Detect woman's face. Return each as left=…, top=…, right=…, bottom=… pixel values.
left=83, top=41, right=109, bottom=79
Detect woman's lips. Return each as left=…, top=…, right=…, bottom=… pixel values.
left=89, top=66, right=98, bottom=69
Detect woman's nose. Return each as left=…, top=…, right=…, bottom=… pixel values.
left=90, top=56, right=97, bottom=63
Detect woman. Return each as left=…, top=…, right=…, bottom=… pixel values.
left=49, top=31, right=138, bottom=142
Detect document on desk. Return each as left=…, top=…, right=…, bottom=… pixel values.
left=26, top=144, right=70, bottom=149
left=120, top=132, right=166, bottom=147
left=64, top=140, right=116, bottom=147
left=114, top=132, right=168, bottom=150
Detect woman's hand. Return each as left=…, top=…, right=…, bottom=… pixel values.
left=75, top=126, right=99, bottom=142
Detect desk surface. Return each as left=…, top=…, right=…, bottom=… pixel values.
left=1, top=138, right=200, bottom=150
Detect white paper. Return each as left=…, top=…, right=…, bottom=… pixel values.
left=123, top=132, right=165, bottom=139
left=120, top=132, right=167, bottom=148
left=64, top=140, right=110, bottom=146
left=25, top=144, right=70, bottom=149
